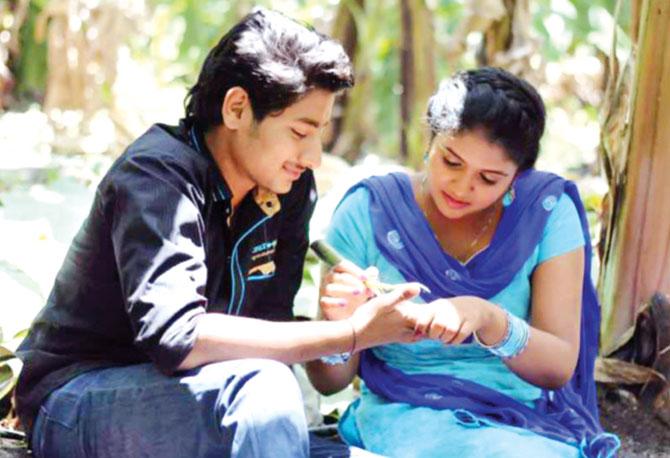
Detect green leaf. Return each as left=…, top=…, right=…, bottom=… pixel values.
left=0, top=363, right=17, bottom=401
left=0, top=345, right=13, bottom=360
left=13, top=329, right=29, bottom=340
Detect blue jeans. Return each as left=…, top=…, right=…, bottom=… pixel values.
left=30, top=359, right=348, bottom=458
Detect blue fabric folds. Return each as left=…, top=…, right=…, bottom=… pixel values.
left=342, top=170, right=619, bottom=457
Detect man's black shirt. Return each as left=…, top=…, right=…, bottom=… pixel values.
left=16, top=122, right=317, bottom=431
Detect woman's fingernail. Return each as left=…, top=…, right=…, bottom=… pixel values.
left=352, top=289, right=361, bottom=296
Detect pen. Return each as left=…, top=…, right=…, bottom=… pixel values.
left=309, top=239, right=431, bottom=295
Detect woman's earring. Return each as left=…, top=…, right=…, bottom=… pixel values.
left=423, top=150, right=429, bottom=163
left=502, top=187, right=515, bottom=207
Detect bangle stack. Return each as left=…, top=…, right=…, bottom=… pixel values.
left=474, top=309, right=530, bottom=360
left=320, top=319, right=357, bottom=366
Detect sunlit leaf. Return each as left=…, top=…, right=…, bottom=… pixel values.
left=0, top=364, right=17, bottom=401
left=13, top=329, right=29, bottom=340
left=0, top=345, right=13, bottom=361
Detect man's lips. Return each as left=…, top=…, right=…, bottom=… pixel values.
left=283, top=164, right=304, bottom=180
left=442, top=191, right=470, bottom=209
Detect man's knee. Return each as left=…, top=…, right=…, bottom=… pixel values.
left=203, top=359, right=308, bottom=456
left=196, top=359, right=304, bottom=418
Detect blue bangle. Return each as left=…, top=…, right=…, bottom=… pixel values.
left=474, top=310, right=530, bottom=359
left=320, top=352, right=352, bottom=365
left=320, top=319, right=356, bottom=365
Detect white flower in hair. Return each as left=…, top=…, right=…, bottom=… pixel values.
left=428, top=76, right=467, bottom=134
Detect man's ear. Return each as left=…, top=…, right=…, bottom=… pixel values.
left=221, top=87, right=251, bottom=130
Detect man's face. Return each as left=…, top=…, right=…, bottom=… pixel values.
left=232, top=89, right=336, bottom=195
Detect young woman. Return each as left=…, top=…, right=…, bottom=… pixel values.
left=307, top=67, right=619, bottom=457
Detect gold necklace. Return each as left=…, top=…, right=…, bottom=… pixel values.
left=420, top=179, right=498, bottom=262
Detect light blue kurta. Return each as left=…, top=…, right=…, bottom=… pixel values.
left=325, top=184, right=586, bottom=458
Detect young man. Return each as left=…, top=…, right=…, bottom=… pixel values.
left=15, top=9, right=419, bottom=458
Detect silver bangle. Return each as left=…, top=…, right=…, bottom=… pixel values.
left=474, top=310, right=530, bottom=359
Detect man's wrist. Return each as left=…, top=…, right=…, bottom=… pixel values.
left=319, top=319, right=356, bottom=365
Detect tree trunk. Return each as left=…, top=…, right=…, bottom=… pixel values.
left=478, top=0, right=537, bottom=80
left=598, top=0, right=670, bottom=356
left=399, top=0, right=435, bottom=169
left=326, top=0, right=370, bottom=163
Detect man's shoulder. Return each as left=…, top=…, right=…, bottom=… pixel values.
left=102, top=123, right=210, bottom=193
left=121, top=123, right=203, bottom=170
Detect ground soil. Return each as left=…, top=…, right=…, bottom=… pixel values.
left=598, top=385, right=670, bottom=457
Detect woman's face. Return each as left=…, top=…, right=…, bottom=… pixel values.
left=425, top=129, right=519, bottom=220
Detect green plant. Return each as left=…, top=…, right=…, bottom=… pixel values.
left=0, top=328, right=27, bottom=403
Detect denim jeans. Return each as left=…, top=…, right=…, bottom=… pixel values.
left=30, top=359, right=328, bottom=458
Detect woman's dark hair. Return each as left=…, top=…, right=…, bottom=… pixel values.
left=427, top=67, right=546, bottom=170
left=185, top=8, right=354, bottom=130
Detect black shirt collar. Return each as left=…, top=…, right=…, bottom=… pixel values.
left=183, top=120, right=233, bottom=204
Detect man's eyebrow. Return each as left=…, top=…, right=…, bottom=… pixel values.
left=445, top=146, right=509, bottom=177
left=296, top=118, right=330, bottom=129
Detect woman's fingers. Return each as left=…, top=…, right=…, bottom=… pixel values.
left=400, top=299, right=480, bottom=345
left=449, top=321, right=474, bottom=345
left=322, top=281, right=366, bottom=298
left=332, top=259, right=366, bottom=277
left=413, top=308, right=434, bottom=336
left=322, top=271, right=363, bottom=288
left=319, top=296, right=348, bottom=308
left=440, top=319, right=465, bottom=345
left=426, top=320, right=445, bottom=340
left=417, top=301, right=474, bottom=345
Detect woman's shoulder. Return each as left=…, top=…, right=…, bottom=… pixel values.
left=537, top=192, right=585, bottom=263
left=544, top=192, right=581, bottom=231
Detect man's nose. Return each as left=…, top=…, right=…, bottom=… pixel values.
left=299, top=137, right=323, bottom=169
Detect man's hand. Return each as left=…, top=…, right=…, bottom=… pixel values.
left=349, top=283, right=422, bottom=350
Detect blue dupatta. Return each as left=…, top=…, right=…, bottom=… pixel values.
left=344, top=170, right=619, bottom=457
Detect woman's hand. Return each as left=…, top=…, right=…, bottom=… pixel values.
left=411, top=296, right=505, bottom=346
left=319, top=260, right=379, bottom=321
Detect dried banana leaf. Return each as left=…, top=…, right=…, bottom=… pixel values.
left=595, top=357, right=666, bottom=385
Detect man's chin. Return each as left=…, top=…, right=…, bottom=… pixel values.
left=268, top=181, right=293, bottom=195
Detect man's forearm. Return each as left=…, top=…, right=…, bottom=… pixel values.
left=177, top=313, right=355, bottom=370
